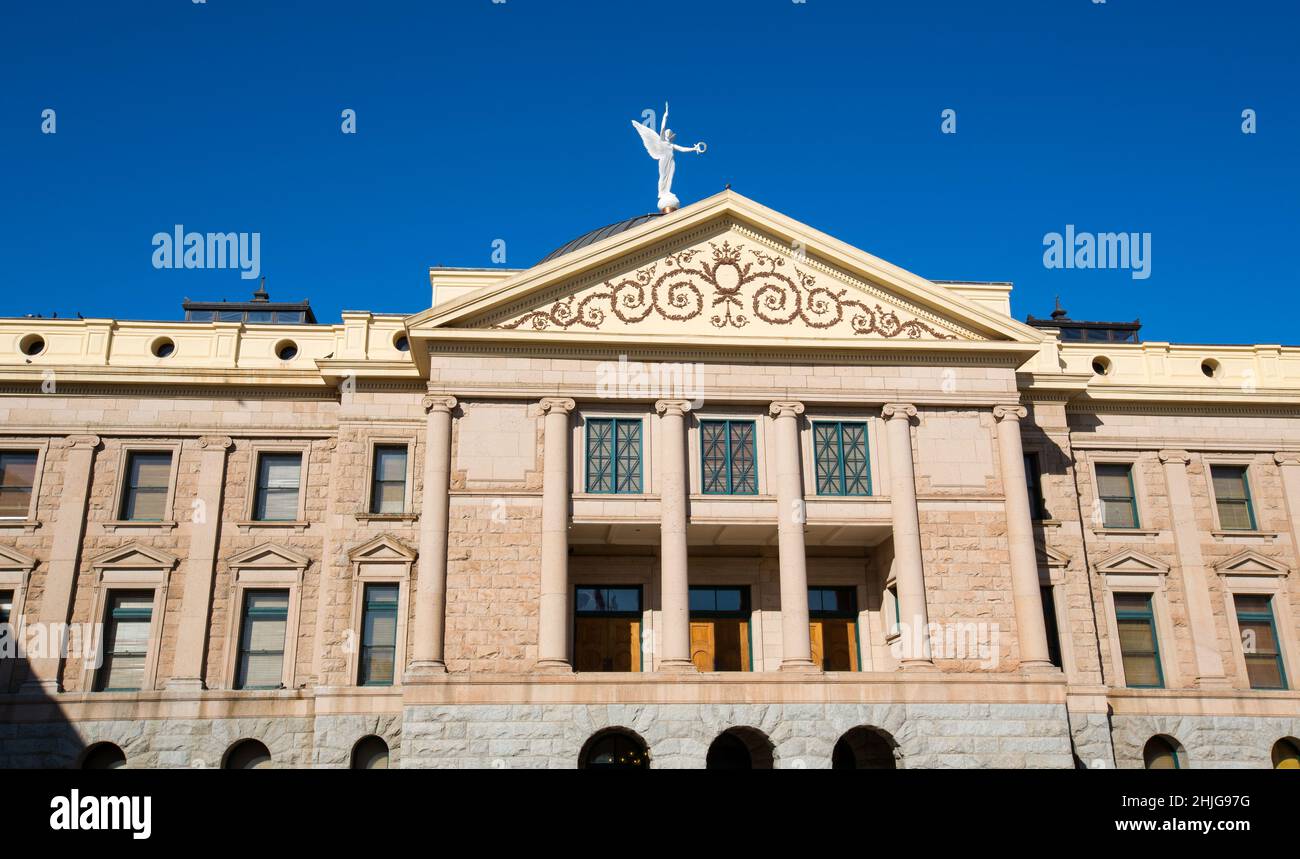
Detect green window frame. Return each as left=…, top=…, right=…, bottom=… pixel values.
left=235, top=589, right=289, bottom=690
left=1096, top=463, right=1140, bottom=529
left=1211, top=465, right=1257, bottom=531
left=0, top=450, right=38, bottom=519
left=813, top=421, right=871, bottom=496
left=585, top=418, right=643, bottom=494
left=96, top=591, right=153, bottom=692
left=359, top=584, right=399, bottom=686
left=574, top=586, right=643, bottom=617
left=1024, top=452, right=1047, bottom=520
left=689, top=586, right=751, bottom=617
left=700, top=419, right=758, bottom=495
left=120, top=451, right=172, bottom=522
left=370, top=445, right=409, bottom=514
left=1235, top=594, right=1287, bottom=690
left=1114, top=592, right=1164, bottom=689
left=254, top=452, right=302, bottom=522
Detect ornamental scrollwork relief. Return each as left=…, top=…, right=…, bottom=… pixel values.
left=495, top=241, right=956, bottom=339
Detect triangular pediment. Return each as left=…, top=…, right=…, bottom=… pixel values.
left=89, top=542, right=179, bottom=570
left=0, top=544, right=38, bottom=571
left=1094, top=549, right=1170, bottom=576
left=408, top=191, right=1045, bottom=351
left=348, top=534, right=418, bottom=563
left=1036, top=544, right=1071, bottom=568
left=1214, top=550, right=1290, bottom=577
left=228, top=542, right=311, bottom=570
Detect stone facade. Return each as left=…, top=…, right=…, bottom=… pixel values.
left=0, top=191, right=1297, bottom=769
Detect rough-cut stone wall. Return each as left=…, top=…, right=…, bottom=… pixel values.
left=1110, top=713, right=1300, bottom=769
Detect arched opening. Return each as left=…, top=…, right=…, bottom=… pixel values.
left=832, top=726, right=898, bottom=769
left=1142, top=735, right=1184, bottom=770
left=223, top=739, right=272, bottom=770
left=706, top=727, right=774, bottom=770
left=578, top=728, right=649, bottom=770
left=80, top=742, right=126, bottom=770
left=351, top=735, right=390, bottom=770
left=1272, top=738, right=1300, bottom=770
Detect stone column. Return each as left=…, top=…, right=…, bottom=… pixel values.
left=536, top=397, right=576, bottom=672
left=168, top=435, right=233, bottom=690
left=1159, top=450, right=1229, bottom=688
left=882, top=404, right=934, bottom=669
left=655, top=399, right=695, bottom=672
left=993, top=405, right=1055, bottom=673
left=407, top=395, right=457, bottom=678
left=23, top=434, right=99, bottom=692
left=771, top=401, right=816, bottom=672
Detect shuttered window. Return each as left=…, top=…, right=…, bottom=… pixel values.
left=700, top=420, right=758, bottom=495
left=585, top=419, right=642, bottom=494
left=370, top=446, right=408, bottom=514
left=1096, top=463, right=1139, bottom=529
left=0, top=451, right=37, bottom=519
left=120, top=452, right=171, bottom=521
left=96, top=592, right=153, bottom=691
left=1211, top=465, right=1256, bottom=531
left=1235, top=594, right=1287, bottom=690
left=359, top=584, right=399, bottom=686
left=1115, top=592, right=1163, bottom=688
left=236, top=590, right=289, bottom=689
left=254, top=453, right=302, bottom=521
left=813, top=422, right=871, bottom=496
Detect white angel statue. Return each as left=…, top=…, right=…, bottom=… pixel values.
left=631, top=103, right=706, bottom=212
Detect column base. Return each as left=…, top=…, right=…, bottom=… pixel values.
left=164, top=677, right=207, bottom=692
left=403, top=660, right=448, bottom=684
left=533, top=659, right=574, bottom=675
left=899, top=658, right=939, bottom=672
left=779, top=659, right=820, bottom=673
left=657, top=659, right=698, bottom=674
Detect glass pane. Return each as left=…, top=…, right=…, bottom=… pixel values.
left=1245, top=655, right=1284, bottom=689
left=1234, top=594, right=1272, bottom=614
left=714, top=588, right=742, bottom=612
left=1122, top=653, right=1161, bottom=687
left=586, top=420, right=612, bottom=493
left=0, top=590, right=11, bottom=625
left=807, top=589, right=824, bottom=613
left=124, top=487, right=167, bottom=521
left=374, top=447, right=407, bottom=482
left=1217, top=499, right=1252, bottom=530
left=1211, top=466, right=1248, bottom=500
left=813, top=424, right=841, bottom=495
left=689, top=589, right=715, bottom=612
left=1240, top=618, right=1278, bottom=655
left=1113, top=593, right=1152, bottom=613
left=841, top=423, right=870, bottom=495
left=0, top=486, right=32, bottom=518
left=100, top=653, right=145, bottom=691
left=375, top=481, right=405, bottom=514
left=361, top=647, right=395, bottom=685
left=605, top=588, right=640, bottom=612
left=729, top=422, right=757, bottom=493
left=614, top=421, right=641, bottom=494
left=1096, top=464, right=1134, bottom=499
left=1117, top=617, right=1155, bottom=653
left=0, top=452, right=38, bottom=488
left=246, top=591, right=289, bottom=613
left=247, top=617, right=287, bottom=652
left=1102, top=497, right=1136, bottom=529
left=256, top=454, right=301, bottom=520
left=260, top=453, right=302, bottom=488
left=240, top=651, right=284, bottom=688
left=129, top=453, right=172, bottom=488
left=700, top=422, right=727, bottom=494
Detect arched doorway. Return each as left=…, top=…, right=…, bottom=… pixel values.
left=1272, top=738, right=1300, bottom=769
left=351, top=735, right=390, bottom=769
left=706, top=727, right=774, bottom=770
left=1142, top=735, right=1184, bottom=769
left=578, top=728, right=649, bottom=770
left=81, top=742, right=126, bottom=769
left=224, top=739, right=272, bottom=769
left=832, top=726, right=898, bottom=769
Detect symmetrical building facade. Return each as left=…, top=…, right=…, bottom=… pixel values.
left=1, top=191, right=1297, bottom=768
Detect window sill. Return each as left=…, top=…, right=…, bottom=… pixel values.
left=1211, top=530, right=1278, bottom=542
left=0, top=518, right=41, bottom=533
left=102, top=520, right=178, bottom=533
left=354, top=512, right=419, bottom=523
left=1092, top=528, right=1161, bottom=537
left=1032, top=519, right=1062, bottom=528
left=235, top=520, right=310, bottom=533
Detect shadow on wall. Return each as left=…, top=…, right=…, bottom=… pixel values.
left=0, top=652, right=86, bottom=769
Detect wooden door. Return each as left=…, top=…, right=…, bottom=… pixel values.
left=809, top=621, right=825, bottom=668
left=712, top=619, right=749, bottom=671
left=690, top=622, right=715, bottom=671
left=822, top=619, right=858, bottom=671
left=576, top=618, right=641, bottom=672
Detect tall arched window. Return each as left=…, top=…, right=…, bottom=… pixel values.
left=352, top=735, right=391, bottom=770
left=578, top=728, right=649, bottom=770
left=706, top=727, right=774, bottom=770
left=81, top=742, right=126, bottom=769
left=832, top=726, right=898, bottom=769
left=224, top=739, right=272, bottom=770
left=1142, top=735, right=1184, bottom=769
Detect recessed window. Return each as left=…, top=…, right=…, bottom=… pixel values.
left=1115, top=592, right=1163, bottom=688
left=700, top=419, right=758, bottom=495
left=1272, top=738, right=1300, bottom=769
left=81, top=743, right=127, bottom=770
left=1211, top=465, right=1256, bottom=531
left=1024, top=452, right=1047, bottom=519
left=393, top=335, right=410, bottom=353
left=813, top=421, right=871, bottom=496
left=688, top=586, right=751, bottom=671
left=359, top=584, right=399, bottom=686
left=151, top=337, right=175, bottom=358
left=808, top=586, right=859, bottom=671
left=0, top=451, right=38, bottom=519
left=120, top=451, right=171, bottom=521
left=352, top=735, right=390, bottom=769
left=585, top=418, right=642, bottom=494
left=96, top=592, right=153, bottom=692
left=1235, top=594, right=1287, bottom=690
left=224, top=739, right=272, bottom=769
left=1143, top=735, right=1182, bottom=769
left=235, top=590, right=290, bottom=690
left=275, top=340, right=299, bottom=361
left=19, top=334, right=45, bottom=357
left=253, top=452, right=302, bottom=521
left=1096, top=463, right=1139, bottom=528
left=574, top=586, right=642, bottom=672
left=1201, top=359, right=1220, bottom=378
left=1091, top=356, right=1111, bottom=376
left=370, top=445, right=408, bottom=514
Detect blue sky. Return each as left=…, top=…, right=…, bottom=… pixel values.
left=2, top=0, right=1296, bottom=344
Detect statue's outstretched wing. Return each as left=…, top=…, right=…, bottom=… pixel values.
left=631, top=120, right=666, bottom=159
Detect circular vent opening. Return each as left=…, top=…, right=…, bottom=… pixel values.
left=1091, top=356, right=1111, bottom=376
left=394, top=334, right=410, bottom=353
left=1201, top=358, right=1221, bottom=378
left=19, top=334, right=46, bottom=357
left=275, top=340, right=299, bottom=361
left=152, top=337, right=176, bottom=358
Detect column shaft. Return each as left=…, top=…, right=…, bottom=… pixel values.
left=536, top=398, right=576, bottom=671
left=656, top=400, right=694, bottom=671
left=883, top=404, right=934, bottom=669
left=407, top=395, right=456, bottom=677
left=772, top=401, right=816, bottom=671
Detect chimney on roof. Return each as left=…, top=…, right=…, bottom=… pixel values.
left=252, top=276, right=270, bottom=303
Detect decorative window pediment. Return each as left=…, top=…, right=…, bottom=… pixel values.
left=1214, top=549, right=1290, bottom=577
left=1037, top=545, right=1071, bottom=569
left=1094, top=549, right=1170, bottom=576
left=89, top=543, right=179, bottom=579
left=228, top=543, right=311, bottom=572
left=347, top=534, right=418, bottom=565
left=0, top=544, right=37, bottom=574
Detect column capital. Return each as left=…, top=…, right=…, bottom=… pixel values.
left=768, top=400, right=805, bottom=419
left=57, top=434, right=101, bottom=451
left=993, top=404, right=1027, bottom=422
left=881, top=403, right=917, bottom=421
left=538, top=397, right=576, bottom=416
left=655, top=399, right=693, bottom=417
left=1275, top=452, right=1300, bottom=466
left=197, top=435, right=234, bottom=451
left=1158, top=449, right=1191, bottom=465
left=423, top=394, right=458, bottom=414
